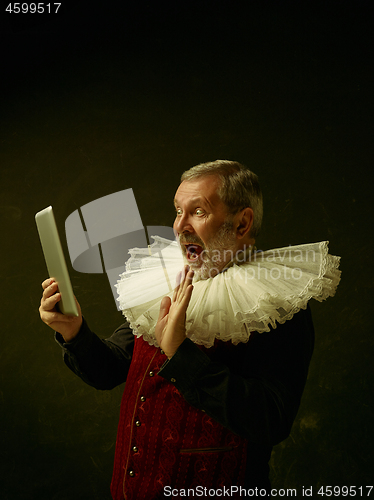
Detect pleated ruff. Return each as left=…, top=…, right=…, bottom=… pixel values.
left=115, top=237, right=341, bottom=348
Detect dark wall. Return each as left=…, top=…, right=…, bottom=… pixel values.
left=1, top=2, right=372, bottom=499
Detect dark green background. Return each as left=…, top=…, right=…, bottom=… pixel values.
left=1, top=2, right=372, bottom=499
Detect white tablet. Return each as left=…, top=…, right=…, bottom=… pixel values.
left=35, top=206, right=79, bottom=316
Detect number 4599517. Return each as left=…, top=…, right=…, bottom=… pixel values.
left=318, top=486, right=373, bottom=496
left=5, top=3, right=61, bottom=14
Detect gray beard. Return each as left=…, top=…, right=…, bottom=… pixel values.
left=188, top=221, right=237, bottom=280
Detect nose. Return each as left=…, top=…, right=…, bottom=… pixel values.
left=173, top=213, right=194, bottom=236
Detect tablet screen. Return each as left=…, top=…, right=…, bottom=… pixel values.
left=35, top=206, right=79, bottom=316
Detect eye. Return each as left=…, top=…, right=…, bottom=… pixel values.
left=175, top=208, right=182, bottom=216
left=195, top=209, right=204, bottom=216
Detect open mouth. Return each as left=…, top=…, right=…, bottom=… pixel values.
left=184, top=244, right=203, bottom=262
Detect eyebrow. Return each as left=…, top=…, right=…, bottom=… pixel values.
left=174, top=197, right=210, bottom=208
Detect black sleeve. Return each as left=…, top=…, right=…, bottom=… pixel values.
left=55, top=317, right=134, bottom=390
left=159, top=306, right=315, bottom=446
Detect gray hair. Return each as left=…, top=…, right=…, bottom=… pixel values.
left=181, top=160, right=263, bottom=238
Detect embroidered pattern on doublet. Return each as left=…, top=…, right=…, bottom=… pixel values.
left=110, top=337, right=248, bottom=500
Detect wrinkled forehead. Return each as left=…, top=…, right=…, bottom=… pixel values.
left=174, top=176, right=223, bottom=207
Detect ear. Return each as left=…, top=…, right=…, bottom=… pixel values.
left=235, top=208, right=254, bottom=240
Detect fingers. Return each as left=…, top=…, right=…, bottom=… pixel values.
left=40, top=279, right=64, bottom=325
left=175, top=266, right=194, bottom=303
left=39, top=278, right=83, bottom=341
left=168, top=266, right=194, bottom=326
left=41, top=280, right=60, bottom=310
left=155, top=266, right=194, bottom=358
left=39, top=306, right=74, bottom=327
left=173, top=269, right=183, bottom=302
left=158, top=296, right=171, bottom=320
left=174, top=265, right=191, bottom=288
left=175, top=270, right=182, bottom=289
left=41, top=277, right=55, bottom=290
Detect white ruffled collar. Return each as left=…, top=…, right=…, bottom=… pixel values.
left=115, top=237, right=341, bottom=348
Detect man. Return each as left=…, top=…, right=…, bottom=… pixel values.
left=40, top=161, right=323, bottom=499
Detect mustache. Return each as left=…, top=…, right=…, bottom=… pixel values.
left=178, top=235, right=205, bottom=249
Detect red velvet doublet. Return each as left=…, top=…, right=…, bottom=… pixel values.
left=110, top=336, right=248, bottom=499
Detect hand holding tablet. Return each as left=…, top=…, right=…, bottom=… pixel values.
left=36, top=206, right=83, bottom=341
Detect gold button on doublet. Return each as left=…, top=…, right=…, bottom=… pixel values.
left=140, top=396, right=146, bottom=402
left=132, top=446, right=138, bottom=453
left=171, top=378, right=176, bottom=383
left=149, top=371, right=154, bottom=377
left=135, top=420, right=141, bottom=427
left=129, top=470, right=135, bottom=477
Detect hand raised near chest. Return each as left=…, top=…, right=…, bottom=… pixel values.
left=155, top=266, right=194, bottom=359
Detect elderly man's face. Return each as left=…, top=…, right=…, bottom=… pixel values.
left=173, top=176, right=238, bottom=279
